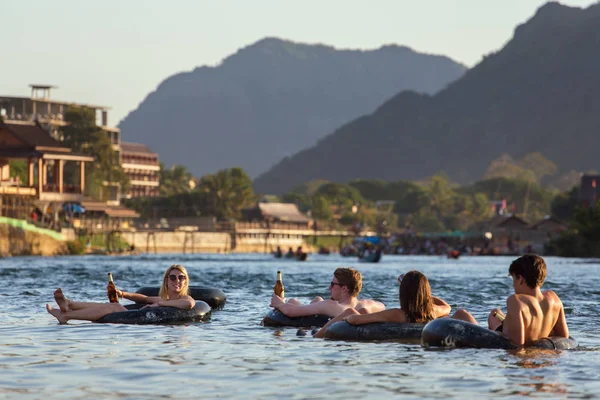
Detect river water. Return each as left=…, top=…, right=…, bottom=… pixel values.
left=1, top=253, right=599, bottom=399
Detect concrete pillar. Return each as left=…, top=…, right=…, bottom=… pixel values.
left=58, top=160, right=64, bottom=194
left=42, top=161, right=47, bottom=185
left=80, top=162, right=85, bottom=193
left=37, top=158, right=43, bottom=195
left=27, top=158, right=34, bottom=187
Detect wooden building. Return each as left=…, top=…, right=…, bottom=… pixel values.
left=0, top=119, right=93, bottom=219
left=242, top=202, right=311, bottom=230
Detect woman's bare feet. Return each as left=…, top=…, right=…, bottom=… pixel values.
left=53, top=288, right=71, bottom=312
left=46, top=304, right=68, bottom=324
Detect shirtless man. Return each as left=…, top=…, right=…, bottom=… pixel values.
left=453, top=254, right=569, bottom=346
left=269, top=267, right=385, bottom=337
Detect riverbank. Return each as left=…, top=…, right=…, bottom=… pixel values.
left=0, top=217, right=68, bottom=256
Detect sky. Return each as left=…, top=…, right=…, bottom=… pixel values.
left=1, top=0, right=597, bottom=131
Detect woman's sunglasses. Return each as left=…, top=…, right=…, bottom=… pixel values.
left=168, top=274, right=187, bottom=282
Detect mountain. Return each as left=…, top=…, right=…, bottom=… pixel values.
left=118, top=38, right=466, bottom=178
left=254, top=2, right=600, bottom=194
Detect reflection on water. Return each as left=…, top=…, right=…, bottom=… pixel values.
left=1, top=254, right=600, bottom=399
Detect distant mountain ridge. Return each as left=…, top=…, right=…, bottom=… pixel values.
left=118, top=38, right=466, bottom=178
left=253, top=2, right=600, bottom=194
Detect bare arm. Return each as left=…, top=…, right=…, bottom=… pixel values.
left=117, top=289, right=158, bottom=304
left=504, top=295, right=525, bottom=346
left=432, top=296, right=451, bottom=318
left=345, top=308, right=405, bottom=325
left=550, top=297, right=569, bottom=338
left=142, top=296, right=195, bottom=310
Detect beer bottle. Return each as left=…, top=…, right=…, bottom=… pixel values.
left=107, top=272, right=119, bottom=303
left=274, top=270, right=284, bottom=298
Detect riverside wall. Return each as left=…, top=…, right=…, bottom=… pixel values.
left=0, top=217, right=69, bottom=256
left=120, top=230, right=312, bottom=253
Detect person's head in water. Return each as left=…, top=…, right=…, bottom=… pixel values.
left=509, top=254, right=547, bottom=290
left=159, top=264, right=190, bottom=299
left=399, top=270, right=435, bottom=323
left=331, top=267, right=362, bottom=298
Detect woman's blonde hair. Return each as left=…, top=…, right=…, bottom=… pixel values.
left=159, top=264, right=190, bottom=300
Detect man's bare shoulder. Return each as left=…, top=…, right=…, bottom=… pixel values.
left=357, top=298, right=385, bottom=311
left=542, top=289, right=563, bottom=305
left=506, top=293, right=529, bottom=309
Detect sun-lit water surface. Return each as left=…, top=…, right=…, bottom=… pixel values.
left=1, top=254, right=599, bottom=399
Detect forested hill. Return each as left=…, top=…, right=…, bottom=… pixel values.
left=254, top=2, right=600, bottom=194
left=118, top=37, right=466, bottom=178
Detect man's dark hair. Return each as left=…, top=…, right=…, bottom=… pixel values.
left=509, top=254, right=547, bottom=289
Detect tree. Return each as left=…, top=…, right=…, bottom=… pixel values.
left=310, top=195, right=333, bottom=220
left=61, top=106, right=128, bottom=200
left=159, top=163, right=194, bottom=196
left=197, top=167, right=255, bottom=220
left=519, top=152, right=558, bottom=183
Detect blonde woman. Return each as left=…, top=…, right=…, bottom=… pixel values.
left=47, top=264, right=195, bottom=324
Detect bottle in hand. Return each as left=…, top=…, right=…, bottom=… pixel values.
left=494, top=312, right=505, bottom=322
left=107, top=272, right=119, bottom=303
left=274, top=271, right=284, bottom=298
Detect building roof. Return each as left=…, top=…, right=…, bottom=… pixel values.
left=258, top=202, right=310, bottom=223
left=530, top=215, right=568, bottom=231
left=120, top=142, right=157, bottom=156
left=81, top=200, right=140, bottom=218
left=1, top=120, right=66, bottom=149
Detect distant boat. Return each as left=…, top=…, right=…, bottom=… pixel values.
left=447, top=250, right=460, bottom=259
left=296, top=252, right=308, bottom=262
left=358, top=251, right=381, bottom=263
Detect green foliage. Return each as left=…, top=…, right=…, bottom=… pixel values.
left=314, top=183, right=364, bottom=208
left=66, top=238, right=87, bottom=255
left=310, top=196, right=333, bottom=220
left=547, top=201, right=600, bottom=257
left=8, top=160, right=27, bottom=183
left=159, top=163, right=194, bottom=196
left=460, top=178, right=554, bottom=222
left=61, top=106, right=129, bottom=200
left=197, top=167, right=256, bottom=220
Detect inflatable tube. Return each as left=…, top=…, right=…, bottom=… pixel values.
left=262, top=310, right=331, bottom=328
left=421, top=318, right=578, bottom=350
left=95, top=301, right=211, bottom=325
left=323, top=321, right=425, bottom=341
left=136, top=286, right=226, bottom=310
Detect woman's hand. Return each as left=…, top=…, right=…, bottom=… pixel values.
left=344, top=314, right=360, bottom=325
left=270, top=293, right=284, bottom=309
left=141, top=302, right=159, bottom=309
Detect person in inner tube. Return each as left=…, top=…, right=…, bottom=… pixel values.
left=46, top=264, right=196, bottom=324
left=342, top=270, right=451, bottom=326
left=270, top=267, right=385, bottom=337
left=452, top=254, right=569, bottom=346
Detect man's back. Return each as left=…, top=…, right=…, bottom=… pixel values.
left=507, top=290, right=568, bottom=345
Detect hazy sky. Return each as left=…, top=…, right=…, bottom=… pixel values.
left=1, top=0, right=596, bottom=130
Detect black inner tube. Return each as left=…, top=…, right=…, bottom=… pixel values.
left=135, top=286, right=226, bottom=310
left=323, top=321, right=425, bottom=341
left=262, top=310, right=331, bottom=327
left=421, top=318, right=578, bottom=350
left=95, top=300, right=212, bottom=325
